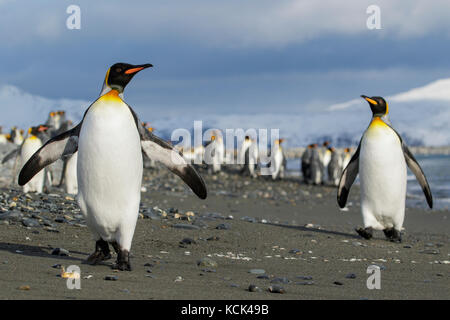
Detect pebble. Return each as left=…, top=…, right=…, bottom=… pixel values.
left=420, top=249, right=439, bottom=255
left=241, top=216, right=257, bottom=223
left=346, top=273, right=357, bottom=279
left=172, top=223, right=200, bottom=230
left=18, top=285, right=30, bottom=291
left=333, top=281, right=343, bottom=286
left=296, top=281, right=314, bottom=285
left=248, top=284, right=262, bottom=292
left=216, top=223, right=231, bottom=230
left=22, top=218, right=40, bottom=228
left=0, top=210, right=23, bottom=222
left=297, top=276, right=313, bottom=280
left=104, top=275, right=118, bottom=281
left=270, top=277, right=291, bottom=284
left=180, top=237, right=196, bottom=245
left=249, top=269, right=266, bottom=275
left=197, top=257, right=218, bottom=268
left=268, top=285, right=285, bottom=294
left=51, top=248, right=69, bottom=256
left=257, top=274, right=270, bottom=280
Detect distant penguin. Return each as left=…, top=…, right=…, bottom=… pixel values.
left=327, top=147, right=341, bottom=186
left=20, top=126, right=49, bottom=193
left=341, top=147, right=352, bottom=170
left=10, top=127, right=24, bottom=145
left=240, top=136, right=259, bottom=178
left=270, top=139, right=285, bottom=180
left=301, top=144, right=313, bottom=183
left=19, top=62, right=207, bottom=271
left=310, top=144, right=323, bottom=185
left=338, top=95, right=432, bottom=242
left=64, top=152, right=78, bottom=194
left=0, top=127, right=8, bottom=144
left=205, top=132, right=224, bottom=173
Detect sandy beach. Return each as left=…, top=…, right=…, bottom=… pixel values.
left=0, top=154, right=448, bottom=300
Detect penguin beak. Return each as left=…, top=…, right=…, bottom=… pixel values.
left=38, top=126, right=48, bottom=132
left=125, top=64, right=153, bottom=75
left=361, top=95, right=378, bottom=105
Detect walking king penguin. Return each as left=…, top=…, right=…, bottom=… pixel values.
left=337, top=95, right=432, bottom=242
left=18, top=63, right=207, bottom=270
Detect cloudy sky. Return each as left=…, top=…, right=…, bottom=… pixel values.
left=1, top=0, right=450, bottom=133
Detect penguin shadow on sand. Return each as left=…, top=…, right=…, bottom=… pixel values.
left=0, top=242, right=85, bottom=263
left=265, top=222, right=361, bottom=239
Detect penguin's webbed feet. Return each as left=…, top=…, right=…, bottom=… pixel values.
left=383, top=228, right=402, bottom=243
left=355, top=227, right=373, bottom=240
left=86, top=239, right=111, bottom=265
left=113, top=249, right=132, bottom=271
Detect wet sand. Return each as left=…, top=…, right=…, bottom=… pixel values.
left=0, top=160, right=448, bottom=300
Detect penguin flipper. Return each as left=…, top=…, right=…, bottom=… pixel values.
left=18, top=125, right=80, bottom=186
left=126, top=105, right=207, bottom=199
left=2, top=148, right=19, bottom=164
left=402, top=143, right=433, bottom=208
left=140, top=134, right=207, bottom=199
left=337, top=143, right=360, bottom=208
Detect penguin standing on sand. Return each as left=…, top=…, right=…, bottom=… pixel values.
left=19, top=63, right=207, bottom=270
left=240, top=136, right=259, bottom=178
left=205, top=132, right=224, bottom=173
left=337, top=95, right=432, bottom=242
left=3, top=125, right=49, bottom=193
left=310, top=144, right=323, bottom=185
left=270, top=139, right=286, bottom=180
left=327, top=147, right=341, bottom=186
left=301, top=144, right=313, bottom=183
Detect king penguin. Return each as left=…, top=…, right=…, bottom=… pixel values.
left=18, top=63, right=207, bottom=270
left=337, top=95, right=432, bottom=242
left=2, top=125, right=49, bottom=193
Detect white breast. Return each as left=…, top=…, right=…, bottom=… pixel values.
left=76, top=94, right=143, bottom=243
left=359, top=120, right=407, bottom=230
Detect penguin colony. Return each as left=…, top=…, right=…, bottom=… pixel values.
left=0, top=62, right=433, bottom=271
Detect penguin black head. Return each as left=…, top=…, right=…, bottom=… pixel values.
left=28, top=125, right=49, bottom=136
left=361, top=95, right=388, bottom=117
left=104, top=63, right=153, bottom=93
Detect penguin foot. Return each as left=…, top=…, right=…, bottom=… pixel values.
left=355, top=227, right=373, bottom=240
left=383, top=228, right=402, bottom=243
left=113, top=249, right=131, bottom=271
left=86, top=239, right=111, bottom=265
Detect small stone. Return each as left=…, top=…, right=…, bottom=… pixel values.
left=197, top=257, right=218, bottom=268
left=18, top=285, right=30, bottom=291
left=54, top=217, right=66, bottom=223
left=268, top=285, right=285, bottom=294
left=346, top=273, right=357, bottom=279
left=257, top=274, right=270, bottom=280
left=22, top=218, right=40, bottom=228
left=174, top=276, right=183, bottom=282
left=172, top=223, right=200, bottom=230
left=206, top=236, right=220, bottom=241
left=333, top=281, right=343, bottom=286
left=289, top=249, right=302, bottom=255
left=51, top=248, right=69, bottom=256
left=296, top=275, right=313, bottom=280
left=296, top=281, right=314, bottom=285
left=104, top=275, right=118, bottom=281
left=180, top=238, right=196, bottom=245
left=0, top=210, right=23, bottom=222
left=249, top=269, right=266, bottom=275
left=241, top=216, right=256, bottom=223
left=270, top=277, right=291, bottom=284
left=248, top=284, right=262, bottom=292
left=216, top=223, right=231, bottom=230
left=51, top=264, right=62, bottom=269
left=420, top=249, right=439, bottom=255
left=44, top=227, right=59, bottom=233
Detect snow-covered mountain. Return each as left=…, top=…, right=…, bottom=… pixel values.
left=1, top=78, right=449, bottom=147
